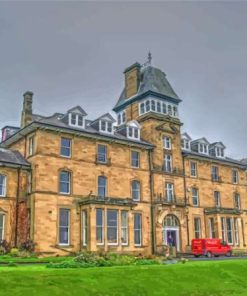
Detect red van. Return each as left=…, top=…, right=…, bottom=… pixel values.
left=192, top=239, right=232, bottom=258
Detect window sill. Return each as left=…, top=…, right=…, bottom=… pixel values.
left=60, top=155, right=71, bottom=159
left=56, top=244, right=74, bottom=249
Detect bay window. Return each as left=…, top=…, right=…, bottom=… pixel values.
left=107, top=210, right=118, bottom=245
left=96, top=209, right=104, bottom=245
left=134, top=213, right=142, bottom=246
left=121, top=211, right=128, bottom=245
left=59, top=209, right=70, bottom=245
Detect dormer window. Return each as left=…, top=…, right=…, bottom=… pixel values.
left=216, top=147, right=224, bottom=158
left=127, top=120, right=141, bottom=140
left=199, top=143, right=208, bottom=154
left=69, top=113, right=84, bottom=128
left=100, top=120, right=113, bottom=134
left=209, top=142, right=226, bottom=158
left=182, top=139, right=190, bottom=150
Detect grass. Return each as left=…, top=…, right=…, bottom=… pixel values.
left=0, top=260, right=247, bottom=295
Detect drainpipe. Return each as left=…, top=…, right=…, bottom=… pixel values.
left=148, top=149, right=156, bottom=254
left=14, top=167, right=21, bottom=247
left=182, top=156, right=190, bottom=246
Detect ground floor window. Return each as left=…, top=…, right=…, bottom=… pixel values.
left=59, top=209, right=70, bottom=245
left=194, top=217, right=201, bottom=239
left=208, top=218, right=216, bottom=238
left=121, top=211, right=128, bottom=245
left=0, top=214, right=5, bottom=240
left=134, top=213, right=142, bottom=246
left=82, top=210, right=88, bottom=246
left=107, top=210, right=118, bottom=245
left=221, top=217, right=238, bottom=245
left=96, top=209, right=104, bottom=245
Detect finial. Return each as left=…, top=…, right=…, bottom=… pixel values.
left=148, top=51, right=152, bottom=65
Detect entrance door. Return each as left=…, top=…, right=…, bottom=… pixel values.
left=163, top=227, right=180, bottom=251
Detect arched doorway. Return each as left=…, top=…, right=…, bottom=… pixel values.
left=162, top=215, right=180, bottom=251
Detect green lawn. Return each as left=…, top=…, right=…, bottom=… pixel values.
left=0, top=260, right=247, bottom=296
left=0, top=255, right=73, bottom=263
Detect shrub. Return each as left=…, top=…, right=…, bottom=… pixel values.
left=7, top=261, right=17, bottom=267
left=179, top=258, right=188, bottom=264
left=0, top=240, right=11, bottom=254
left=47, top=261, right=95, bottom=269
left=135, top=259, right=159, bottom=265
left=19, top=240, right=36, bottom=252
left=9, top=248, right=19, bottom=257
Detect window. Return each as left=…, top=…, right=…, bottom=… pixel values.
left=208, top=218, right=216, bottom=238
left=60, top=138, right=71, bottom=157
left=131, top=151, right=140, bottom=168
left=101, top=120, right=106, bottom=131
left=121, top=211, right=128, bottom=245
left=234, top=193, right=241, bottom=210
left=234, top=218, right=239, bottom=246
left=134, top=213, right=142, bottom=246
left=140, top=103, right=145, bottom=115
left=59, top=209, right=70, bottom=245
left=0, top=175, right=6, bottom=197
left=192, top=188, right=199, bottom=206
left=128, top=127, right=140, bottom=140
left=151, top=100, right=156, bottom=111
left=117, top=111, right=126, bottom=125
left=163, top=154, right=172, bottom=172
left=69, top=113, right=84, bottom=127
left=162, top=103, right=167, bottom=114
left=107, top=210, right=118, bottom=245
left=0, top=214, right=5, bottom=240
left=214, top=191, right=221, bottom=207
left=190, top=162, right=197, bottom=177
left=132, top=180, right=141, bottom=201
left=145, top=100, right=150, bottom=112
left=182, top=139, right=190, bottom=150
left=96, top=209, right=104, bottom=245
left=107, top=122, right=112, bottom=133
left=211, top=166, right=219, bottom=181
left=221, top=217, right=226, bottom=242
left=98, top=176, right=107, bottom=197
left=194, top=218, right=201, bottom=239
left=59, top=171, right=71, bottom=194
left=28, top=136, right=34, bottom=156
left=100, top=120, right=113, bottom=133
left=157, top=101, right=161, bottom=112
left=232, top=170, right=238, bottom=184
left=117, top=114, right=121, bottom=125
left=82, top=211, right=88, bottom=246
left=165, top=183, right=174, bottom=202
left=173, top=106, right=178, bottom=117
left=122, top=111, right=126, bottom=123
left=163, top=137, right=171, bottom=150
left=226, top=218, right=233, bottom=245
left=97, top=144, right=107, bottom=163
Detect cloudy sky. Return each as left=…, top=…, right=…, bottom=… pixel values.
left=0, top=1, right=246, bottom=159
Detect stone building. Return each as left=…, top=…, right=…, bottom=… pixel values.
left=0, top=58, right=246, bottom=255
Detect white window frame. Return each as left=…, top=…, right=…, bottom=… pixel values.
left=98, top=176, right=107, bottom=197
left=0, top=214, right=5, bottom=240
left=163, top=137, right=171, bottom=150
left=127, top=126, right=140, bottom=140
left=192, top=187, right=199, bottom=206
left=138, top=99, right=177, bottom=118
left=163, top=154, right=172, bottom=172
left=232, top=170, right=238, bottom=184
left=190, top=161, right=197, bottom=177
left=234, top=193, right=241, bottom=210
left=59, top=171, right=71, bottom=195
left=234, top=218, right=239, bottom=246
left=68, top=113, right=85, bottom=128
left=96, top=208, right=104, bottom=245
left=165, top=183, right=174, bottom=202
left=131, top=180, right=141, bottom=201
left=208, top=218, right=216, bottom=239
left=0, top=175, right=7, bottom=197
left=97, top=144, right=107, bottom=163
left=28, top=136, right=34, bottom=156
left=60, top=138, right=71, bottom=158
left=194, top=217, right=201, bottom=239
left=82, top=210, right=88, bottom=247
left=131, top=151, right=140, bottom=168
left=134, top=213, right=142, bottom=247
left=107, top=209, right=118, bottom=246
left=59, top=208, right=70, bottom=246
left=121, top=211, right=128, bottom=246
left=214, top=191, right=221, bottom=207
left=99, top=120, right=113, bottom=134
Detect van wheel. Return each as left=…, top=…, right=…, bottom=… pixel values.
left=194, top=255, right=200, bottom=258
left=206, top=252, right=212, bottom=258
left=226, top=251, right=232, bottom=257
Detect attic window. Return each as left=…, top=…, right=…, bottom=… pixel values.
left=69, top=113, right=84, bottom=128
left=216, top=147, right=224, bottom=158
left=181, top=139, right=190, bottom=150
left=100, top=120, right=113, bottom=134
left=128, top=127, right=140, bottom=140
left=117, top=111, right=126, bottom=125
left=199, top=143, right=208, bottom=154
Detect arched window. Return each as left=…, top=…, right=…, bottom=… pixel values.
left=122, top=111, right=126, bottom=123
left=0, top=174, right=6, bottom=197
left=163, top=215, right=179, bottom=227
left=59, top=170, right=71, bottom=194
left=131, top=180, right=140, bottom=201
left=98, top=176, right=107, bottom=197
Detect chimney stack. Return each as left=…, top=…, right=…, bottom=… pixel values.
left=124, top=62, right=141, bottom=99
left=21, top=91, right=33, bottom=128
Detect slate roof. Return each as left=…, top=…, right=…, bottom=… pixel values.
left=183, top=150, right=247, bottom=168
left=0, top=148, right=30, bottom=167
left=113, top=65, right=180, bottom=110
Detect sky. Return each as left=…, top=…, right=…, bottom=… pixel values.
left=0, top=1, right=247, bottom=159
